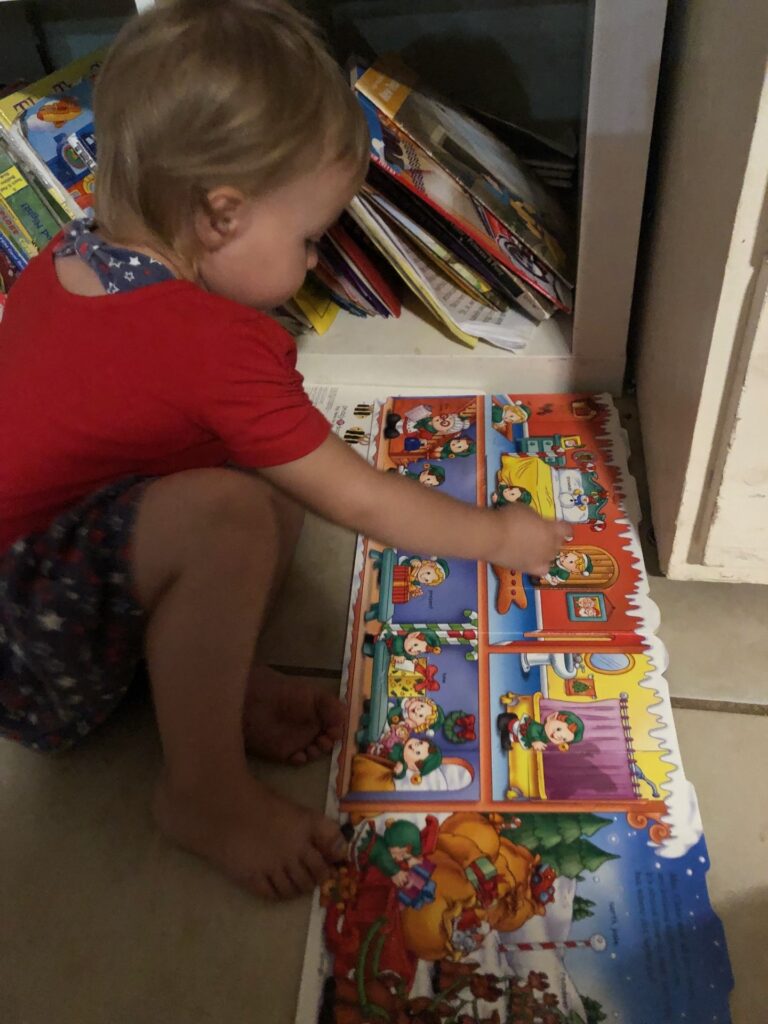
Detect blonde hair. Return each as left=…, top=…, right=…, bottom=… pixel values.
left=404, top=696, right=440, bottom=729
left=94, top=0, right=369, bottom=260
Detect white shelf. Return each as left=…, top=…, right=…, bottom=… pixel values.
left=297, top=299, right=575, bottom=392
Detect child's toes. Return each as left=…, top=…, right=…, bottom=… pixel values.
left=268, top=867, right=298, bottom=900
left=286, top=859, right=316, bottom=895
left=318, top=692, right=345, bottom=733
left=312, top=819, right=348, bottom=865
left=301, top=846, right=332, bottom=886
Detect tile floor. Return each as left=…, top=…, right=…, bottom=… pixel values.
left=2, top=409, right=767, bottom=1023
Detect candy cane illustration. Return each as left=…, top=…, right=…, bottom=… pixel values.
left=498, top=934, right=607, bottom=954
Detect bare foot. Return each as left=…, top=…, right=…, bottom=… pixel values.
left=243, top=666, right=345, bottom=766
left=153, top=773, right=348, bottom=900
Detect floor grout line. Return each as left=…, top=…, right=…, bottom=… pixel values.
left=671, top=696, right=768, bottom=716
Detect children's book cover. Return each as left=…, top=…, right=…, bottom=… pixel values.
left=19, top=78, right=97, bottom=212
left=354, top=60, right=574, bottom=287
left=295, top=394, right=733, bottom=1024
left=0, top=50, right=103, bottom=218
left=351, top=66, right=568, bottom=318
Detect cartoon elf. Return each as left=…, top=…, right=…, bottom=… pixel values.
left=390, top=736, right=443, bottom=786
left=540, top=549, right=593, bottom=586
left=388, top=694, right=443, bottom=733
left=574, top=596, right=601, bottom=617
left=496, top=708, right=585, bottom=752
left=491, top=483, right=533, bottom=508
left=384, top=403, right=475, bottom=450
left=362, top=819, right=428, bottom=888
left=491, top=399, right=531, bottom=433
left=397, top=555, right=451, bottom=598
left=392, top=462, right=446, bottom=487
left=350, top=737, right=444, bottom=792
left=428, top=436, right=476, bottom=460
left=386, top=629, right=442, bottom=659
left=362, top=628, right=442, bottom=661
left=369, top=695, right=443, bottom=757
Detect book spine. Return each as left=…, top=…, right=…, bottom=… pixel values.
left=367, top=164, right=553, bottom=319
left=2, top=138, right=71, bottom=228
left=0, top=157, right=61, bottom=250
left=0, top=197, right=37, bottom=260
left=444, top=226, right=553, bottom=321
left=0, top=227, right=28, bottom=271
left=367, top=142, right=565, bottom=314
left=0, top=125, right=82, bottom=221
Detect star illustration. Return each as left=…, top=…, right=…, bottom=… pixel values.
left=38, top=610, right=65, bottom=631
left=128, top=256, right=141, bottom=266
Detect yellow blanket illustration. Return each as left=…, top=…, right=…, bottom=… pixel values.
left=498, top=455, right=555, bottom=519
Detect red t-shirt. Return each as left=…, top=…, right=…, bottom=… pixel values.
left=0, top=244, right=330, bottom=552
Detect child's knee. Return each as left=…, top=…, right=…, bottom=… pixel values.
left=191, top=469, right=278, bottom=533
left=134, top=469, right=284, bottom=598
left=150, top=471, right=280, bottom=536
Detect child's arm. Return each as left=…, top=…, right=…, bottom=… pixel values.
left=261, top=432, right=570, bottom=575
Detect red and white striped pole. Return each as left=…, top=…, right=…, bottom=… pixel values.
left=498, top=934, right=607, bottom=954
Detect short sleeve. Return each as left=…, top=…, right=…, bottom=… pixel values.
left=197, top=313, right=331, bottom=468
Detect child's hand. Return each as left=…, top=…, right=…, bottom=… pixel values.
left=263, top=433, right=572, bottom=572
left=492, top=504, right=572, bottom=576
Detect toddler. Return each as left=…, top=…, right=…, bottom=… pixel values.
left=0, top=0, right=568, bottom=900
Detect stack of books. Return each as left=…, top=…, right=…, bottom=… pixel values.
left=0, top=52, right=101, bottom=298
left=345, top=58, right=575, bottom=351
left=0, top=51, right=576, bottom=354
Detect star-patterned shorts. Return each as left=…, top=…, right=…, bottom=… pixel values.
left=0, top=477, right=151, bottom=752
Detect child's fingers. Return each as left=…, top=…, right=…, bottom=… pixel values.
left=554, top=520, right=573, bottom=543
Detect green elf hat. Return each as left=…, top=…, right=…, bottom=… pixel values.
left=558, top=710, right=585, bottom=744
left=494, top=484, right=533, bottom=508
left=413, top=744, right=443, bottom=784
left=579, top=553, right=594, bottom=576
left=440, top=440, right=476, bottom=459
left=389, top=741, right=443, bottom=784
left=424, top=557, right=451, bottom=582
left=383, top=819, right=422, bottom=855
left=423, top=462, right=446, bottom=484
left=387, top=698, right=406, bottom=726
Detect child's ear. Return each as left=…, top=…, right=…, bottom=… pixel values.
left=195, top=186, right=247, bottom=251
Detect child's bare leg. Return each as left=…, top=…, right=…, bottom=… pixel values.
left=244, top=486, right=345, bottom=765
left=131, top=468, right=347, bottom=899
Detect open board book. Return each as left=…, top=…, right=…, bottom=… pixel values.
left=297, top=389, right=733, bottom=1024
